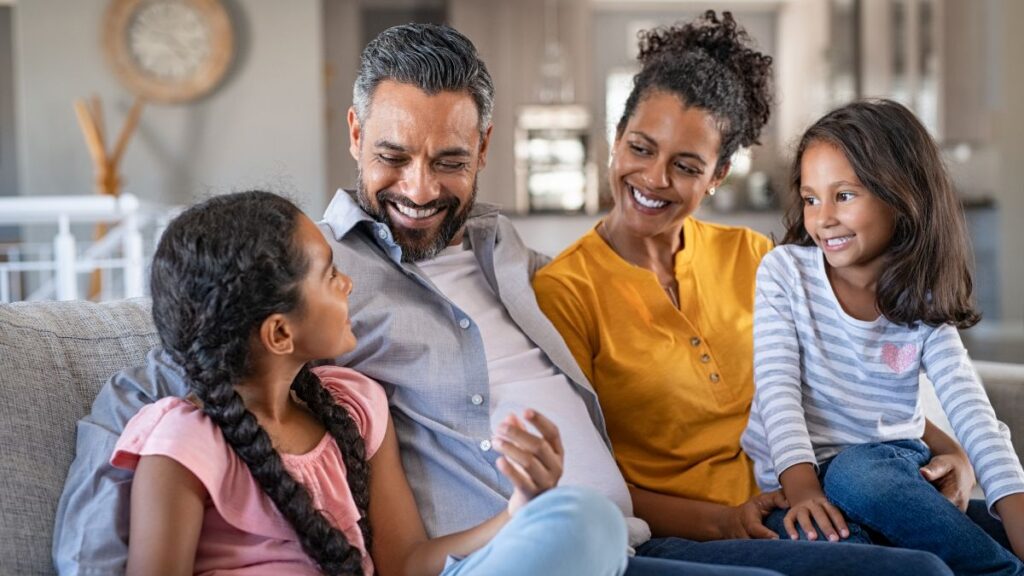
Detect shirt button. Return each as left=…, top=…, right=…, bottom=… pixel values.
left=471, top=394, right=484, bottom=405
left=459, top=318, right=471, bottom=329
left=479, top=439, right=492, bottom=451
left=377, top=228, right=388, bottom=240
left=700, top=354, right=711, bottom=363
left=690, top=337, right=701, bottom=347
left=710, top=372, right=721, bottom=383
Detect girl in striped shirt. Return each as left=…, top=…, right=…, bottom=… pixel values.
left=741, top=99, right=1024, bottom=575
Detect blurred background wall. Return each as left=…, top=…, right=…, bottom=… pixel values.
left=1, top=0, right=1021, bottom=355
left=8, top=0, right=327, bottom=214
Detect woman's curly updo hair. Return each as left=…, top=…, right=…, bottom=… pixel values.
left=150, top=191, right=370, bottom=575
left=617, top=10, right=774, bottom=174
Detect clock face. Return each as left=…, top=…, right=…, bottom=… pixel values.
left=104, top=0, right=234, bottom=103
left=128, top=2, right=211, bottom=81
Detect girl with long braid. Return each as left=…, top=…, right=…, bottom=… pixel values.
left=111, top=191, right=621, bottom=576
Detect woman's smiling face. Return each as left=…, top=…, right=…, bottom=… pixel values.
left=608, top=91, right=725, bottom=239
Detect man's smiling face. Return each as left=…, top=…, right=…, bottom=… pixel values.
left=348, top=80, right=491, bottom=261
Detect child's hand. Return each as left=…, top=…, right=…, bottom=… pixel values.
left=493, top=410, right=564, bottom=516
left=783, top=495, right=850, bottom=542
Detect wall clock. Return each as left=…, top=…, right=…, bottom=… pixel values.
left=103, top=0, right=235, bottom=103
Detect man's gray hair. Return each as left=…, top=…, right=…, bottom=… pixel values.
left=353, top=23, right=495, bottom=137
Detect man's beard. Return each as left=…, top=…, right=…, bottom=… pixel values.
left=356, top=171, right=477, bottom=262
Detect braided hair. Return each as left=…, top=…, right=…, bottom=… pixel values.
left=150, top=191, right=370, bottom=575
left=617, top=10, right=774, bottom=174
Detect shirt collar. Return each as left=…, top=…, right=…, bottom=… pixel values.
left=321, top=189, right=374, bottom=240
left=320, top=188, right=503, bottom=242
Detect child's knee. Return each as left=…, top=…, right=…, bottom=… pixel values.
left=543, top=486, right=626, bottom=536
left=823, top=442, right=929, bottom=514
left=536, top=486, right=628, bottom=563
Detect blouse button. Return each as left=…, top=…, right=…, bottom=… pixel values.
left=459, top=318, right=471, bottom=330
left=709, top=372, right=721, bottom=383
left=700, top=354, right=711, bottom=363
left=479, top=439, right=492, bottom=451
left=690, top=337, right=701, bottom=347
left=471, top=394, right=484, bottom=406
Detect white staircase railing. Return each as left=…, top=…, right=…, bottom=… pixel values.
left=0, top=194, right=179, bottom=302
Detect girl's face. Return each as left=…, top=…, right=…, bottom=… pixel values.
left=608, top=91, right=725, bottom=239
left=290, top=215, right=357, bottom=360
left=800, top=141, right=896, bottom=283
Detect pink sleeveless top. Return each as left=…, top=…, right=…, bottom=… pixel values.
left=111, top=366, right=387, bottom=575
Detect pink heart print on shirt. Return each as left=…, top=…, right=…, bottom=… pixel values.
left=882, top=343, right=917, bottom=374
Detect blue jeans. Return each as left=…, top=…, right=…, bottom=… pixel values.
left=441, top=486, right=780, bottom=576
left=760, top=452, right=874, bottom=546
left=765, top=440, right=1023, bottom=576
left=626, top=552, right=781, bottom=576
left=440, top=486, right=628, bottom=576
left=634, top=535, right=951, bottom=576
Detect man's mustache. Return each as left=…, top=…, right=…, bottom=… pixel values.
left=376, top=190, right=460, bottom=212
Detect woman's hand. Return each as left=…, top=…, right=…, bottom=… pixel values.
left=724, top=490, right=788, bottom=539
left=493, top=410, right=564, bottom=516
left=920, top=452, right=975, bottom=512
left=920, top=419, right=975, bottom=511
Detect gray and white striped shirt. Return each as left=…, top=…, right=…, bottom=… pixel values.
left=741, top=244, right=1024, bottom=512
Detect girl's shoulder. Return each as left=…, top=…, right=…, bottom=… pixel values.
left=761, top=244, right=819, bottom=270
left=110, top=396, right=224, bottom=474
left=111, top=397, right=307, bottom=542
left=758, top=244, right=824, bottom=287
left=312, top=366, right=390, bottom=458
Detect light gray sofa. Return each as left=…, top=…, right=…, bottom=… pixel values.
left=0, top=299, right=157, bottom=576
left=1, top=299, right=1023, bottom=575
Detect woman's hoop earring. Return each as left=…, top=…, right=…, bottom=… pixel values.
left=708, top=187, right=717, bottom=197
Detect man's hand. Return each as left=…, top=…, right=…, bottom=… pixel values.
left=493, top=410, right=564, bottom=516
left=724, top=490, right=788, bottom=539
left=920, top=453, right=975, bottom=512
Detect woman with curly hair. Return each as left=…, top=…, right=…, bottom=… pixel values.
left=534, top=11, right=967, bottom=575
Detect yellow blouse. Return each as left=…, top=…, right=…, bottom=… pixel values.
left=533, top=217, right=772, bottom=506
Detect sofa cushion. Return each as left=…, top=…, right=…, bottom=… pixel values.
left=0, top=298, right=156, bottom=575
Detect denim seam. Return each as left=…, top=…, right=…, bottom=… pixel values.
left=894, top=446, right=930, bottom=468
left=826, top=490, right=887, bottom=539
